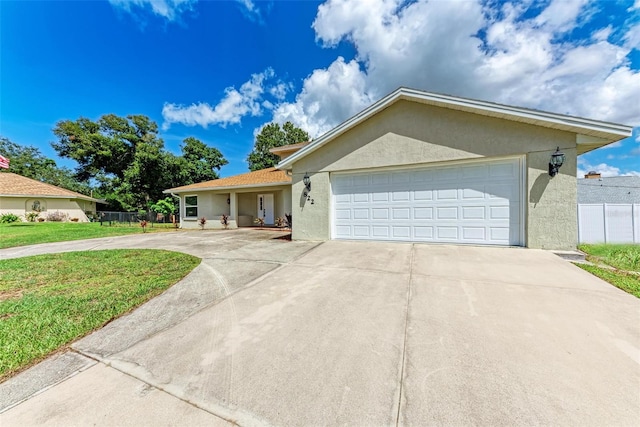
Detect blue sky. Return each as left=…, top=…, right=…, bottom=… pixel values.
left=1, top=0, right=639, bottom=179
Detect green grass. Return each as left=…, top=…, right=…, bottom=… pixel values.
left=0, top=221, right=178, bottom=249
left=578, top=244, right=640, bottom=272
left=0, top=249, right=199, bottom=380
left=576, top=264, right=640, bottom=298
left=577, top=244, right=640, bottom=298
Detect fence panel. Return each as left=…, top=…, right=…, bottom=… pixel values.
left=578, top=203, right=639, bottom=244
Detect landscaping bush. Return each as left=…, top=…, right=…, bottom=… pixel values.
left=0, top=213, right=21, bottom=224
left=46, top=211, right=68, bottom=222
left=25, top=212, right=40, bottom=222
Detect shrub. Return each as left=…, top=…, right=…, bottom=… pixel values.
left=140, top=220, right=148, bottom=233
left=285, top=213, right=292, bottom=229
left=46, top=211, right=68, bottom=222
left=37, top=217, right=46, bottom=222
left=0, top=213, right=21, bottom=224
left=220, top=214, right=229, bottom=229
left=70, top=218, right=79, bottom=222
left=254, top=217, right=265, bottom=228
left=198, top=217, right=207, bottom=230
left=275, top=217, right=287, bottom=228
left=26, top=212, right=40, bottom=222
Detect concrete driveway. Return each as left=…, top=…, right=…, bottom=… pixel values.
left=1, top=233, right=639, bottom=426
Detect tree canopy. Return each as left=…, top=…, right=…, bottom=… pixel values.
left=247, top=122, right=310, bottom=171
left=52, top=114, right=227, bottom=210
left=0, top=137, right=91, bottom=195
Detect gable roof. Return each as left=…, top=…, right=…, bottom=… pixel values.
left=578, top=176, right=640, bottom=204
left=277, top=87, right=634, bottom=170
left=164, top=167, right=291, bottom=194
left=0, top=172, right=99, bottom=202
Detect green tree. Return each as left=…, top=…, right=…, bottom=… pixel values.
left=247, top=122, right=310, bottom=171
left=52, top=115, right=227, bottom=211
left=0, top=137, right=92, bottom=195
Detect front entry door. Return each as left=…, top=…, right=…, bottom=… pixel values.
left=257, top=194, right=274, bottom=225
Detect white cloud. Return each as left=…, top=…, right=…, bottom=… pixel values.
left=271, top=57, right=374, bottom=137
left=109, top=0, right=196, bottom=22
left=578, top=161, right=640, bottom=177
left=162, top=68, right=277, bottom=129
left=269, top=0, right=640, bottom=139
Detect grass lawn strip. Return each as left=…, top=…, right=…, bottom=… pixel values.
left=578, top=244, right=640, bottom=272
left=0, top=249, right=200, bottom=381
left=576, top=264, right=640, bottom=298
left=577, top=244, right=640, bottom=299
left=0, top=222, right=178, bottom=249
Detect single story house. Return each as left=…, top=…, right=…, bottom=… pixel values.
left=0, top=172, right=100, bottom=222
left=165, top=87, right=632, bottom=250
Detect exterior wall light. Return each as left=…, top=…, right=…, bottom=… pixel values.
left=303, top=173, right=311, bottom=193
left=549, top=147, right=566, bottom=177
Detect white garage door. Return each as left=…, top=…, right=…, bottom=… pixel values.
left=332, top=158, right=523, bottom=245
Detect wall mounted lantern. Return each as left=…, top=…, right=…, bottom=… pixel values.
left=303, top=173, right=311, bottom=194
left=548, top=147, right=566, bottom=177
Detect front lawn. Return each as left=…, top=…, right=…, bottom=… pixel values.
left=0, top=249, right=200, bottom=381
left=577, top=244, right=640, bottom=298
left=0, top=221, right=177, bottom=249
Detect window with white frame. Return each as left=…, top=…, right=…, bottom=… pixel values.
left=184, top=195, right=198, bottom=217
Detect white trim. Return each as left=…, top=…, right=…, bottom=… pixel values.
left=277, top=87, right=632, bottom=170
left=183, top=194, right=199, bottom=218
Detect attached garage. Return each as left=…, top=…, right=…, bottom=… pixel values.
left=332, top=158, right=523, bottom=245
left=277, top=88, right=632, bottom=250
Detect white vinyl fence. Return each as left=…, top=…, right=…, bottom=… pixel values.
left=578, top=204, right=640, bottom=244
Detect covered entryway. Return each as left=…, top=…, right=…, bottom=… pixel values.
left=332, top=158, right=523, bottom=245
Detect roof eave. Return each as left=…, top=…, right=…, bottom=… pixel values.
left=0, top=193, right=99, bottom=202
left=163, top=180, right=291, bottom=194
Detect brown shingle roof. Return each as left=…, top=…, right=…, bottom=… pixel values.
left=164, top=167, right=291, bottom=193
left=0, top=172, right=98, bottom=201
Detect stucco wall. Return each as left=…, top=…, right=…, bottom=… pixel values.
left=0, top=197, right=91, bottom=222
left=526, top=149, right=577, bottom=249
left=291, top=99, right=578, bottom=249
left=180, top=193, right=232, bottom=229
left=180, top=186, right=292, bottom=229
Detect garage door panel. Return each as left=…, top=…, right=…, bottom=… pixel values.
left=332, top=158, right=522, bottom=245
left=353, top=209, right=369, bottom=220
left=462, top=206, right=486, bottom=220
left=353, top=193, right=369, bottom=203
left=372, top=208, right=389, bottom=220
left=462, top=227, right=486, bottom=240
left=335, top=209, right=351, bottom=220
left=372, top=192, right=389, bottom=202
left=414, top=207, right=433, bottom=219
left=436, top=207, right=458, bottom=220
left=413, top=190, right=433, bottom=201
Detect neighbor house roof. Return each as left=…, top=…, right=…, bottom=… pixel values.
left=277, top=87, right=634, bottom=170
left=0, top=172, right=99, bottom=202
left=269, top=141, right=310, bottom=158
left=578, top=176, right=640, bottom=204
left=164, top=167, right=291, bottom=194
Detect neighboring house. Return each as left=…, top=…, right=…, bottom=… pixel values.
left=578, top=173, right=640, bottom=204
left=577, top=173, right=640, bottom=244
left=0, top=172, right=100, bottom=222
left=165, top=87, right=632, bottom=250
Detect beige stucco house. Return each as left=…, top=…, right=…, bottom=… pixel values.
left=0, top=173, right=100, bottom=222
left=166, top=88, right=632, bottom=250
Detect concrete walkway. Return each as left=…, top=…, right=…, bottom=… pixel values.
left=1, top=233, right=639, bottom=426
